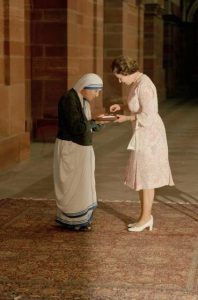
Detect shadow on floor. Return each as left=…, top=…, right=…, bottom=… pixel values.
left=156, top=186, right=198, bottom=222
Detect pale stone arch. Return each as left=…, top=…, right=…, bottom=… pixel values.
left=187, top=0, right=198, bottom=22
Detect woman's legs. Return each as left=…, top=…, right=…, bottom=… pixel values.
left=137, top=189, right=155, bottom=225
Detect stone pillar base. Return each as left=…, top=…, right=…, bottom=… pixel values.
left=0, top=132, right=30, bottom=170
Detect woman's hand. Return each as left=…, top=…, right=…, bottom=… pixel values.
left=114, top=115, right=133, bottom=123
left=110, top=104, right=121, bottom=113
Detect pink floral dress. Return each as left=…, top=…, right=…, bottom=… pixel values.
left=125, top=74, right=174, bottom=191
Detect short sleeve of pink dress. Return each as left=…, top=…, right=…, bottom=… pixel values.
left=125, top=74, right=174, bottom=191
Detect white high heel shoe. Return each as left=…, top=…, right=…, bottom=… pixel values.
left=128, top=216, right=153, bottom=232
left=128, top=222, right=137, bottom=228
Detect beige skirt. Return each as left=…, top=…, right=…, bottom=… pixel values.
left=53, top=139, right=97, bottom=228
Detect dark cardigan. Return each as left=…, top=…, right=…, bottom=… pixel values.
left=57, top=88, right=102, bottom=146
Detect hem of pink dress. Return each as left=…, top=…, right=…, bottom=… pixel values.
left=124, top=181, right=175, bottom=192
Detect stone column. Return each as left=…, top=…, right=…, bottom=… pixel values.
left=103, top=0, right=144, bottom=109
left=67, top=0, right=104, bottom=117
left=0, top=0, right=30, bottom=170
left=144, top=3, right=166, bottom=101
left=31, top=0, right=67, bottom=141
left=163, top=12, right=183, bottom=97
left=25, top=0, right=32, bottom=134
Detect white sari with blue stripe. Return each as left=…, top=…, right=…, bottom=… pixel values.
left=53, top=138, right=97, bottom=228
left=53, top=92, right=97, bottom=229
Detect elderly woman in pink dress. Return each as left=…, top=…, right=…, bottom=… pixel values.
left=110, top=56, right=174, bottom=232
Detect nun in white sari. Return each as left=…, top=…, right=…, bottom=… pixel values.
left=53, top=73, right=103, bottom=231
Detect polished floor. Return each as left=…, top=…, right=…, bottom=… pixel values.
left=0, top=97, right=198, bottom=300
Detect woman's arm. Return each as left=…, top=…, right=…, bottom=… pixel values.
left=136, top=83, right=158, bottom=127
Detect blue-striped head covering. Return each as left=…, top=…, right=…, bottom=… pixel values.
left=73, top=73, right=103, bottom=92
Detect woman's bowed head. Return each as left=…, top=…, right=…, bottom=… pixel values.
left=110, top=56, right=143, bottom=123
left=95, top=57, right=141, bottom=123
left=73, top=73, right=103, bottom=102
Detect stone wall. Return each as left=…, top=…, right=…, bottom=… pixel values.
left=32, top=0, right=104, bottom=140
left=0, top=0, right=197, bottom=170
left=31, top=0, right=67, bottom=141
left=144, top=2, right=166, bottom=101
left=67, top=0, right=104, bottom=117
left=0, top=0, right=30, bottom=170
left=103, top=0, right=144, bottom=109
